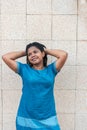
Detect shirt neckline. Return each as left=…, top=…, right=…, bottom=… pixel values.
left=31, top=66, right=47, bottom=72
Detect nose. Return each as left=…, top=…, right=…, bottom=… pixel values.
left=31, top=53, right=36, bottom=58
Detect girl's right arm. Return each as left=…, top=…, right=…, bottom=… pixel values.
left=2, top=51, right=26, bottom=72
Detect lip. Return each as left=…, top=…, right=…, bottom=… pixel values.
left=31, top=58, right=38, bottom=61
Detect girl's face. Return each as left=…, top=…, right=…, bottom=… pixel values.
left=27, top=46, right=45, bottom=66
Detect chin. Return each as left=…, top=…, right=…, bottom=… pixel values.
left=30, top=61, right=39, bottom=65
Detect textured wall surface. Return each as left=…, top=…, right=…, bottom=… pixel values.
left=0, top=0, right=87, bottom=130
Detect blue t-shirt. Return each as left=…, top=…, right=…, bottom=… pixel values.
left=16, top=61, right=60, bottom=120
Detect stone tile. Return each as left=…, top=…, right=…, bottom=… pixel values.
left=26, top=40, right=52, bottom=49
left=27, top=15, right=51, bottom=40
left=78, top=0, right=87, bottom=14
left=0, top=124, right=2, bottom=130
left=52, top=15, right=77, bottom=40
left=52, top=0, right=77, bottom=14
left=75, top=114, right=87, bottom=130
left=55, top=66, right=76, bottom=90
left=54, top=90, right=75, bottom=113
left=3, top=114, right=16, bottom=130
left=58, top=114, right=75, bottom=130
left=0, top=91, right=2, bottom=123
left=1, top=0, right=26, bottom=14
left=78, top=15, right=87, bottom=40
left=51, top=41, right=76, bottom=65
left=0, top=42, right=1, bottom=64
left=76, top=90, right=87, bottom=113
left=3, top=90, right=21, bottom=114
left=1, top=40, right=14, bottom=53
left=0, top=17, right=1, bottom=40
left=1, top=40, right=26, bottom=53
left=1, top=40, right=27, bottom=89
left=0, top=65, right=1, bottom=89
left=1, top=15, right=26, bottom=40
left=77, top=41, right=87, bottom=65
left=27, top=0, right=51, bottom=14
left=14, top=40, right=27, bottom=63
left=77, top=66, right=87, bottom=89
left=1, top=40, right=26, bottom=63
left=2, top=63, right=22, bottom=89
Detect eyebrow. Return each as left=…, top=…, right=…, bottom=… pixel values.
left=28, top=49, right=38, bottom=55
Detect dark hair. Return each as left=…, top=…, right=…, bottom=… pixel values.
left=26, top=42, right=48, bottom=67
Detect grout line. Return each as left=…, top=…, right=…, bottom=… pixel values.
left=76, top=2, right=79, bottom=65
left=0, top=0, right=1, bottom=42
left=58, top=113, right=76, bottom=114
left=74, top=0, right=79, bottom=130
left=2, top=88, right=87, bottom=91
left=0, top=0, right=1, bottom=16
left=1, top=38, right=87, bottom=41
left=26, top=14, right=78, bottom=16
left=0, top=39, right=82, bottom=41
left=51, top=0, right=52, bottom=14
left=26, top=0, right=27, bottom=42
left=1, top=56, right=3, bottom=130
left=51, top=0, right=52, bottom=40
left=1, top=90, right=3, bottom=130
left=1, top=66, right=3, bottom=130
left=50, top=0, right=53, bottom=62
left=1, top=39, right=87, bottom=42
left=0, top=89, right=22, bottom=91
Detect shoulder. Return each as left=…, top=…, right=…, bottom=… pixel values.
left=16, top=61, right=31, bottom=74
left=47, top=61, right=60, bottom=76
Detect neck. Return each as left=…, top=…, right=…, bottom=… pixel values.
left=32, top=64, right=44, bottom=70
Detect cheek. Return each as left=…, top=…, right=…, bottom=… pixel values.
left=37, top=54, right=43, bottom=60
left=27, top=56, right=31, bottom=62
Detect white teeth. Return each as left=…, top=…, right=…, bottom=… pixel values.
left=32, top=58, right=37, bottom=61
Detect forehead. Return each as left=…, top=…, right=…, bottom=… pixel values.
left=28, top=46, right=40, bottom=53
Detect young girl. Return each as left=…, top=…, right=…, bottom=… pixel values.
left=2, top=42, right=68, bottom=130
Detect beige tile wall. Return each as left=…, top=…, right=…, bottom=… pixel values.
left=0, top=0, right=87, bottom=130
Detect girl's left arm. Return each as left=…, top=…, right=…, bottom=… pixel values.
left=44, top=48, right=68, bottom=71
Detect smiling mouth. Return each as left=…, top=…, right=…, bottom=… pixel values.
left=32, top=58, right=38, bottom=61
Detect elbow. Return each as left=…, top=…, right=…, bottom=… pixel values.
left=62, top=52, right=68, bottom=61
left=2, top=55, right=5, bottom=61
left=63, top=52, right=68, bottom=58
left=2, top=55, right=8, bottom=62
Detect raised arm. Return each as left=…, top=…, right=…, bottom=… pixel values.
left=2, top=51, right=26, bottom=72
left=44, top=48, right=68, bottom=71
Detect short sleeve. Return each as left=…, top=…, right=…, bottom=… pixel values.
left=50, top=61, right=60, bottom=76
left=16, top=61, right=23, bottom=76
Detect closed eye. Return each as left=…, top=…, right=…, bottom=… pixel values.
left=28, top=50, right=38, bottom=56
